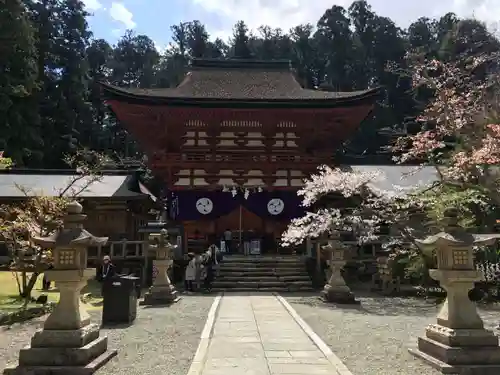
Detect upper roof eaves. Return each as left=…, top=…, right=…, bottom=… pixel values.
left=100, top=58, right=381, bottom=107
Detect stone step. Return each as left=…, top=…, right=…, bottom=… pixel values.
left=277, top=275, right=311, bottom=282
left=212, top=287, right=315, bottom=293
left=220, top=263, right=305, bottom=270
left=217, top=275, right=311, bottom=282
left=220, top=266, right=305, bottom=272
left=212, top=288, right=314, bottom=293
left=213, top=280, right=312, bottom=288
left=222, top=256, right=304, bottom=262
left=213, top=281, right=287, bottom=288
left=213, top=256, right=311, bottom=292
left=221, top=258, right=300, bottom=262
left=218, top=271, right=309, bottom=280
left=217, top=276, right=280, bottom=282
left=222, top=260, right=305, bottom=266
left=218, top=271, right=309, bottom=278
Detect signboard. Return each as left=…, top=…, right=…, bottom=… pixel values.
left=250, top=240, right=261, bottom=255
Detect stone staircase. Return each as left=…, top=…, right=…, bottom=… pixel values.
left=213, top=255, right=314, bottom=292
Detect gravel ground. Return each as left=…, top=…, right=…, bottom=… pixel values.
left=286, top=293, right=500, bottom=375
left=0, top=294, right=215, bottom=375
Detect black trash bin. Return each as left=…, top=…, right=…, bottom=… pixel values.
left=102, top=275, right=139, bottom=325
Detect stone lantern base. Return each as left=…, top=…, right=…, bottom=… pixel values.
left=3, top=322, right=117, bottom=375
left=142, top=284, right=180, bottom=305
left=409, top=324, right=500, bottom=374
left=321, top=284, right=359, bottom=305
left=3, top=270, right=117, bottom=375
left=141, top=259, right=180, bottom=306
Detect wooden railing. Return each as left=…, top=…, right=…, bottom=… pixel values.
left=87, top=240, right=147, bottom=261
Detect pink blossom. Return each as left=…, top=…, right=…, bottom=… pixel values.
left=395, top=52, right=500, bottom=184
left=298, top=165, right=382, bottom=207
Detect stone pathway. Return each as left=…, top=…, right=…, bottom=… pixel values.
left=189, top=293, right=350, bottom=375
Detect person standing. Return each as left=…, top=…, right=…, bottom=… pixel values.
left=203, top=245, right=218, bottom=292
left=224, top=229, right=232, bottom=254
left=194, top=253, right=204, bottom=291
left=184, top=253, right=196, bottom=294
left=97, top=255, right=116, bottom=296
left=42, top=263, right=54, bottom=290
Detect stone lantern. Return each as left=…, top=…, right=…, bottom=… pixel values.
left=372, top=251, right=400, bottom=295
left=409, top=207, right=500, bottom=374
left=3, top=201, right=117, bottom=375
left=142, top=228, right=180, bottom=305
left=320, top=231, right=359, bottom=304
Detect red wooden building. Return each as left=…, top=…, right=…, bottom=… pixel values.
left=100, top=59, right=380, bottom=254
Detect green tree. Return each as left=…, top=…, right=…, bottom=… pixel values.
left=24, top=0, right=94, bottom=167
left=231, top=21, right=252, bottom=58
left=186, top=20, right=210, bottom=58
left=289, top=24, right=316, bottom=88
left=314, top=5, right=354, bottom=90
left=111, top=30, right=160, bottom=88
left=0, top=0, right=41, bottom=166
left=86, top=38, right=115, bottom=153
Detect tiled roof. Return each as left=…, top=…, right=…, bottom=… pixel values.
left=350, top=165, right=441, bottom=196
left=100, top=58, right=381, bottom=103
left=0, top=173, right=152, bottom=199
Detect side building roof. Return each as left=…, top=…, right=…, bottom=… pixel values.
left=100, top=58, right=381, bottom=108
left=350, top=165, right=441, bottom=197
left=0, top=171, right=156, bottom=200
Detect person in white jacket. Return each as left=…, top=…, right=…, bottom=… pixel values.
left=184, top=253, right=196, bottom=294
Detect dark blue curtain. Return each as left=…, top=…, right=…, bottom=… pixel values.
left=169, top=191, right=241, bottom=221
left=169, top=190, right=304, bottom=221
left=243, top=191, right=304, bottom=220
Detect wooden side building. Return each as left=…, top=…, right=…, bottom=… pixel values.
left=0, top=169, right=158, bottom=279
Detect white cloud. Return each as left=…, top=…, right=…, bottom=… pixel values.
left=153, top=40, right=168, bottom=53
left=447, top=0, right=500, bottom=32
left=82, top=0, right=102, bottom=11
left=110, top=2, right=136, bottom=29
left=191, top=0, right=500, bottom=40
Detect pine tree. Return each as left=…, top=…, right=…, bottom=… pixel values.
left=0, top=0, right=41, bottom=166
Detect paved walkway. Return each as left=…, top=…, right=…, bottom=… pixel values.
left=190, top=293, right=350, bottom=375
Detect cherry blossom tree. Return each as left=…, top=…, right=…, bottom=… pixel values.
left=393, top=50, right=500, bottom=220
left=281, top=166, right=404, bottom=246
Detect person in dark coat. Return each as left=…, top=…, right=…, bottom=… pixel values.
left=97, top=255, right=116, bottom=296
left=42, top=263, right=54, bottom=290
left=203, top=245, right=218, bottom=292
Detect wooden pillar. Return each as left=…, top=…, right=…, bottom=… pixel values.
left=316, top=241, right=322, bottom=273
left=306, top=237, right=312, bottom=257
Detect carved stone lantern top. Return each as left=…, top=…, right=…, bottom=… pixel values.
left=149, top=228, right=177, bottom=260
left=414, top=208, right=500, bottom=271
left=322, top=231, right=349, bottom=262
left=32, top=201, right=108, bottom=270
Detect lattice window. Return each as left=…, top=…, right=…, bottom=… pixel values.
left=182, top=131, right=209, bottom=146
left=273, top=131, right=298, bottom=147
left=185, top=120, right=206, bottom=127
left=58, top=250, right=75, bottom=265
left=277, top=121, right=296, bottom=128
left=452, top=250, right=469, bottom=268
left=221, top=120, right=262, bottom=128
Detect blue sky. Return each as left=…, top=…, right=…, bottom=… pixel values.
left=84, top=0, right=499, bottom=51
